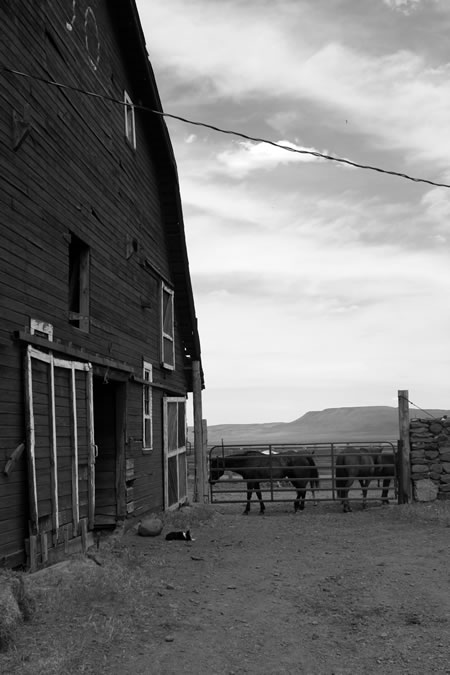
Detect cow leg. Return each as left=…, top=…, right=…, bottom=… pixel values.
left=243, top=484, right=253, bottom=515
left=342, top=492, right=352, bottom=513
left=360, top=479, right=370, bottom=509
left=255, top=482, right=265, bottom=514
left=294, top=485, right=307, bottom=512
left=381, top=478, right=390, bottom=505
left=337, top=480, right=352, bottom=512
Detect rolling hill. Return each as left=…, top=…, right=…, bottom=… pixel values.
left=192, top=406, right=450, bottom=446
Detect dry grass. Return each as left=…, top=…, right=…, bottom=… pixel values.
left=0, top=572, right=35, bottom=653
left=390, top=499, right=450, bottom=526
left=0, top=503, right=221, bottom=674
left=1, top=551, right=155, bottom=674
left=1, top=500, right=448, bottom=674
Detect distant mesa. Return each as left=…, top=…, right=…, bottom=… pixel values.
left=189, top=406, right=450, bottom=445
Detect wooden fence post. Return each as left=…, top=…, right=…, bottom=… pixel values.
left=202, top=419, right=209, bottom=503
left=192, top=361, right=205, bottom=503
left=398, top=389, right=412, bottom=503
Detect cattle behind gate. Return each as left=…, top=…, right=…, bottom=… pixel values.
left=209, top=442, right=398, bottom=510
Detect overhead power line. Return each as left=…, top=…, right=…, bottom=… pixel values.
left=398, top=395, right=445, bottom=420
left=3, top=66, right=450, bottom=190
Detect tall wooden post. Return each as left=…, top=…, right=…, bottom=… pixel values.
left=202, top=419, right=209, bottom=503
left=398, top=389, right=412, bottom=503
left=192, top=361, right=204, bottom=503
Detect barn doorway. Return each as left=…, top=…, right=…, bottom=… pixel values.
left=93, top=376, right=126, bottom=527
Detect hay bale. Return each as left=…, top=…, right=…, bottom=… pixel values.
left=0, top=577, right=24, bottom=651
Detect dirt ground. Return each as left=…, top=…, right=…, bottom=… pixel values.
left=2, top=497, right=450, bottom=675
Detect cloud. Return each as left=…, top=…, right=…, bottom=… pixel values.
left=215, top=140, right=323, bottom=178
left=180, top=158, right=449, bottom=255
left=421, top=187, right=450, bottom=225
left=383, top=0, right=422, bottom=13
left=141, top=0, right=450, bottom=175
left=137, top=0, right=450, bottom=424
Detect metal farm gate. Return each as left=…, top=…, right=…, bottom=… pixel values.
left=209, top=442, right=398, bottom=508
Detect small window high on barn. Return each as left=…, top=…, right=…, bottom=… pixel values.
left=143, top=361, right=153, bottom=453
left=161, top=283, right=175, bottom=369
left=68, top=234, right=90, bottom=332
left=124, top=91, right=136, bottom=149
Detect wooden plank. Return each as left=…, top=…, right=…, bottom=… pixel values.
left=0, top=501, right=28, bottom=520
left=64, top=526, right=70, bottom=553
left=398, top=390, right=412, bottom=504
left=0, top=522, right=27, bottom=551
left=70, top=366, right=80, bottom=532
left=24, top=530, right=95, bottom=570
left=116, top=383, right=127, bottom=519
left=28, top=534, right=37, bottom=572
left=80, top=518, right=88, bottom=552
left=192, top=360, right=204, bottom=503
left=126, top=457, right=135, bottom=481
left=40, top=532, right=48, bottom=565
left=48, top=354, right=59, bottom=531
left=28, top=346, right=92, bottom=371
left=24, top=346, right=38, bottom=533
left=87, top=368, right=95, bottom=529
left=202, top=418, right=209, bottom=504
left=16, top=332, right=135, bottom=375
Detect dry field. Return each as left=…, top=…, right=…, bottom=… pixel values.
left=2, top=498, right=450, bottom=674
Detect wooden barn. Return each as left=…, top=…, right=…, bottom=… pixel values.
left=0, top=1, right=204, bottom=569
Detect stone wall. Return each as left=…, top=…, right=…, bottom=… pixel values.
left=409, top=417, right=450, bottom=501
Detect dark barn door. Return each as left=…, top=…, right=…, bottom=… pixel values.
left=93, top=377, right=125, bottom=526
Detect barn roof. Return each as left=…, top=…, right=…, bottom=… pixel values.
left=108, top=1, right=203, bottom=387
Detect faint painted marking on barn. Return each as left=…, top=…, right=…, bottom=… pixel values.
left=66, top=0, right=77, bottom=31
left=84, top=7, right=100, bottom=70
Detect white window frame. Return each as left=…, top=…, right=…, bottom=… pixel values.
left=142, top=361, right=153, bottom=453
left=163, top=397, right=187, bottom=509
left=161, top=283, right=175, bottom=370
left=124, top=91, right=136, bottom=149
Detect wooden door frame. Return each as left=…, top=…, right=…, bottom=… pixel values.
left=163, top=396, right=187, bottom=510
left=24, top=345, right=94, bottom=535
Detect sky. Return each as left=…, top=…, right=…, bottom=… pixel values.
left=135, top=0, right=450, bottom=425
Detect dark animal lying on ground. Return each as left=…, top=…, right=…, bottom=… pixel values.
left=165, top=530, right=193, bottom=541
left=210, top=450, right=319, bottom=515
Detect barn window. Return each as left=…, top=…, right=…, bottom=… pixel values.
left=161, top=283, right=175, bottom=370
left=124, top=91, right=136, bottom=149
left=142, top=361, right=153, bottom=453
left=68, top=234, right=90, bottom=332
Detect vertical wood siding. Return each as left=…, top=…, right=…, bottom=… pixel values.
left=0, top=1, right=196, bottom=566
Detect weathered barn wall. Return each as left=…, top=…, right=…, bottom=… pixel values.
left=0, top=1, right=201, bottom=568
left=409, top=418, right=450, bottom=501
